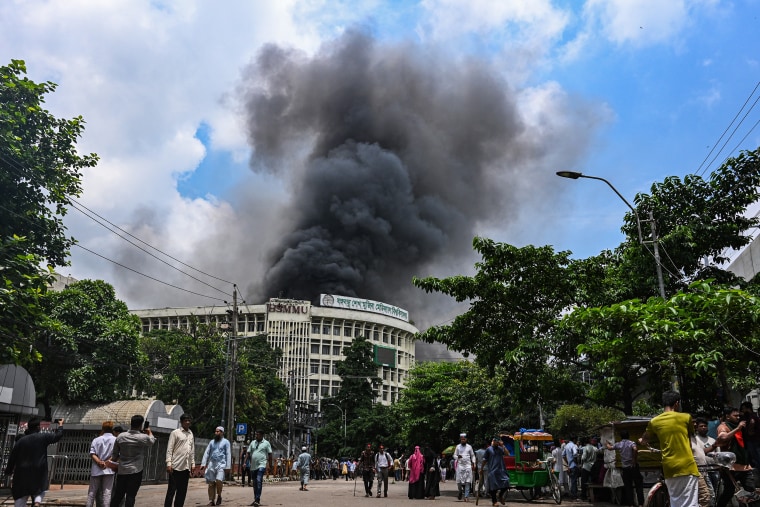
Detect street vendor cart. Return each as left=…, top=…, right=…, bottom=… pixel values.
left=505, top=430, right=562, bottom=504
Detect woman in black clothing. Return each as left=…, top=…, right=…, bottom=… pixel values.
left=423, top=445, right=440, bottom=500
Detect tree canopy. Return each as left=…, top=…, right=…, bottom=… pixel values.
left=139, top=319, right=288, bottom=437
left=28, top=279, right=142, bottom=419
left=0, top=59, right=98, bottom=364
left=412, top=147, right=760, bottom=415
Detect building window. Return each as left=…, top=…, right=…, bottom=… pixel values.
left=323, top=325, right=331, bottom=335
left=344, top=326, right=352, bottom=337
left=333, top=326, right=340, bottom=335
left=311, top=343, right=320, bottom=354
left=332, top=345, right=341, bottom=355
left=257, top=322, right=264, bottom=332
left=383, top=331, right=388, bottom=343
left=310, top=361, right=319, bottom=374
left=238, top=321, right=245, bottom=333
left=322, top=344, right=330, bottom=355
left=373, top=329, right=379, bottom=340
left=312, top=324, right=320, bottom=334
left=321, top=362, right=330, bottom=375
left=142, top=323, right=150, bottom=333
left=248, top=321, right=256, bottom=332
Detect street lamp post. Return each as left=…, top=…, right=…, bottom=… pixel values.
left=556, top=170, right=675, bottom=389
left=555, top=171, right=666, bottom=299
left=325, top=403, right=346, bottom=449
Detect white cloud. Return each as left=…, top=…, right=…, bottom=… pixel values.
left=582, top=0, right=718, bottom=49
left=0, top=0, right=330, bottom=306
left=419, top=0, right=570, bottom=83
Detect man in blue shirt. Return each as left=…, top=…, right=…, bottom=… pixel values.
left=563, top=436, right=579, bottom=499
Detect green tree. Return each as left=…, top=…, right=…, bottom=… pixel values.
left=28, top=280, right=142, bottom=419
left=413, top=239, right=594, bottom=411
left=395, top=361, right=552, bottom=451
left=620, top=148, right=760, bottom=299
left=140, top=320, right=287, bottom=437
left=332, top=335, right=381, bottom=415
left=563, top=281, right=760, bottom=413
left=0, top=236, right=53, bottom=364
left=0, top=59, right=98, bottom=364
left=548, top=404, right=625, bottom=438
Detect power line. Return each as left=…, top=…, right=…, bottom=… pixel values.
left=69, top=201, right=230, bottom=296
left=695, top=81, right=760, bottom=177
left=0, top=152, right=236, bottom=293
left=74, top=244, right=226, bottom=302
left=68, top=198, right=235, bottom=286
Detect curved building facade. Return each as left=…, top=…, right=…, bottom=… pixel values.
left=132, top=295, right=418, bottom=410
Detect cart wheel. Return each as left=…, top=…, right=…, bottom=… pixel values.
left=549, top=471, right=562, bottom=504
left=521, top=488, right=537, bottom=502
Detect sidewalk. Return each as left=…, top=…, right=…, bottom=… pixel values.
left=4, top=478, right=620, bottom=507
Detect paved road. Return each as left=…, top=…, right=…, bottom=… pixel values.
left=7, top=478, right=620, bottom=507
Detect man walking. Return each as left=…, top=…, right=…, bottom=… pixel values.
left=247, top=430, right=273, bottom=507
left=375, top=444, right=392, bottom=497
left=4, top=417, right=65, bottom=507
left=297, top=446, right=311, bottom=491
left=87, top=420, right=117, bottom=507
left=164, top=414, right=194, bottom=507
left=484, top=436, right=510, bottom=507
left=606, top=430, right=643, bottom=506
left=358, top=443, right=375, bottom=497
left=109, top=415, right=156, bottom=507
left=639, top=391, right=699, bottom=507
left=455, top=433, right=476, bottom=502
left=201, top=426, right=231, bottom=506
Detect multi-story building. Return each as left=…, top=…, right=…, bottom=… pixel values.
left=132, top=294, right=418, bottom=410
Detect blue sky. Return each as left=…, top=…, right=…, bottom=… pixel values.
left=1, top=0, right=759, bottom=326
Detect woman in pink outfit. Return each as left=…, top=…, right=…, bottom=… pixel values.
left=407, top=446, right=426, bottom=499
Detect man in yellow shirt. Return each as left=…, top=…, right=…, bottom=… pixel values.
left=639, top=391, right=699, bottom=507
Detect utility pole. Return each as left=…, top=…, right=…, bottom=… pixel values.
left=288, top=370, right=295, bottom=457
left=227, top=285, right=238, bottom=440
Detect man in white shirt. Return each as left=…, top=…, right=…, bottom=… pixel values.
left=455, top=433, right=476, bottom=502
left=375, top=444, right=392, bottom=498
left=86, top=421, right=117, bottom=507
left=164, top=414, right=195, bottom=507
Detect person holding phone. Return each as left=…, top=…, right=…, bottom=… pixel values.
left=109, top=415, right=155, bottom=507
left=4, top=416, right=64, bottom=507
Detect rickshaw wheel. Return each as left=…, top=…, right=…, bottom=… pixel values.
left=549, top=471, right=562, bottom=504
left=520, top=488, right=537, bottom=501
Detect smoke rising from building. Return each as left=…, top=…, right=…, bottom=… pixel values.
left=239, top=29, right=548, bottom=311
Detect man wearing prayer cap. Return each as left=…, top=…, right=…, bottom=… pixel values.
left=165, top=414, right=194, bottom=507
left=455, top=433, right=476, bottom=501
left=201, top=426, right=231, bottom=505
left=297, top=446, right=312, bottom=491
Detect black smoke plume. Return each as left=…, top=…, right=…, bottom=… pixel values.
left=238, top=29, right=584, bottom=315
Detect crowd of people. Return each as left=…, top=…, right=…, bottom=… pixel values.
left=3, top=394, right=759, bottom=507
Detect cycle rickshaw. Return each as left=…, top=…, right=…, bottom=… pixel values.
left=503, top=430, right=562, bottom=504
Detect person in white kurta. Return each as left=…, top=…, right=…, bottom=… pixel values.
left=454, top=433, right=476, bottom=501
left=551, top=439, right=567, bottom=493
left=201, top=427, right=231, bottom=506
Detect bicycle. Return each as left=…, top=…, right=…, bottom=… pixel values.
left=646, top=450, right=760, bottom=507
